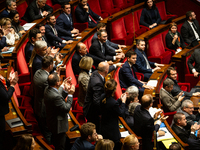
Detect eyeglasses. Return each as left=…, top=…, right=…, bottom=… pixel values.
left=187, top=107, right=194, bottom=109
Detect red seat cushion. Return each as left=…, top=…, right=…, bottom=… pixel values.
left=99, top=0, right=121, bottom=15
left=114, top=67, right=123, bottom=100
left=17, top=1, right=28, bottom=25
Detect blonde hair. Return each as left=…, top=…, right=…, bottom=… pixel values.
left=122, top=134, right=138, bottom=150
left=95, top=139, right=114, bottom=150
left=79, top=56, right=93, bottom=71
left=0, top=17, right=11, bottom=26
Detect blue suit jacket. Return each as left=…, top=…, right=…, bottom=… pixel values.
left=32, top=54, right=43, bottom=76
left=25, top=41, right=34, bottom=63
left=134, top=48, right=155, bottom=73
left=71, top=137, right=95, bottom=150
left=0, top=37, right=7, bottom=52
left=56, top=13, right=74, bottom=32
left=0, top=9, right=9, bottom=19
left=119, top=61, right=143, bottom=89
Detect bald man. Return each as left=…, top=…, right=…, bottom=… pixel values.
left=133, top=94, right=167, bottom=150
left=83, top=61, right=123, bottom=132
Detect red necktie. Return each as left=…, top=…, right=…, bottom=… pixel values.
left=131, top=68, right=135, bottom=78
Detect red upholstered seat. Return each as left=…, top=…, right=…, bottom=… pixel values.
left=156, top=1, right=177, bottom=21
left=113, top=67, right=123, bottom=100
left=113, top=0, right=134, bottom=10
left=111, top=18, right=133, bottom=45
left=162, top=30, right=175, bottom=56
left=88, top=0, right=109, bottom=18
left=177, top=23, right=183, bottom=33
left=17, top=1, right=28, bottom=25
left=85, top=34, right=93, bottom=51
left=163, top=111, right=176, bottom=125
left=99, top=0, right=121, bottom=15
left=46, top=0, right=60, bottom=10
left=148, top=34, right=172, bottom=64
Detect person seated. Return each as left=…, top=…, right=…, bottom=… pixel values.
left=134, top=39, right=163, bottom=81
left=13, top=134, right=36, bottom=150
left=122, top=134, right=140, bottom=150
left=0, top=29, right=9, bottom=53
left=75, top=0, right=103, bottom=28
left=25, top=28, right=42, bottom=63
left=187, top=48, right=200, bottom=77
left=165, top=22, right=186, bottom=52
left=181, top=11, right=200, bottom=45
left=95, top=139, right=115, bottom=150
left=45, top=14, right=73, bottom=49
left=9, top=10, right=26, bottom=38
left=0, top=18, right=19, bottom=46
left=78, top=56, right=93, bottom=107
left=140, top=0, right=161, bottom=29
left=177, top=100, right=200, bottom=126
left=169, top=143, right=181, bottom=150
left=35, top=23, right=50, bottom=46
left=22, top=0, right=53, bottom=22
left=89, top=30, right=123, bottom=64
left=56, top=2, right=79, bottom=36
left=72, top=42, right=102, bottom=75
left=159, top=78, right=184, bottom=112
left=167, top=67, right=200, bottom=97
left=71, top=122, right=103, bottom=150
left=119, top=50, right=154, bottom=98
left=172, top=113, right=200, bottom=149
left=92, top=23, right=126, bottom=53
left=0, top=0, right=16, bottom=19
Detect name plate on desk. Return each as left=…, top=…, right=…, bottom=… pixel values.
left=6, top=117, right=23, bottom=128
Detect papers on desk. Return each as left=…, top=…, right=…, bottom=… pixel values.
left=157, top=127, right=173, bottom=141
left=147, top=80, right=158, bottom=87
left=149, top=107, right=162, bottom=118
left=2, top=47, right=15, bottom=54
left=23, top=23, right=36, bottom=31
left=120, top=131, right=130, bottom=138
left=175, top=48, right=182, bottom=54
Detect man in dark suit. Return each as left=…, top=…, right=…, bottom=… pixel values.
left=72, top=42, right=102, bottom=75
left=75, top=0, right=103, bottom=28
left=133, top=94, right=167, bottom=150
left=35, top=23, right=50, bottom=47
left=33, top=56, right=54, bottom=144
left=71, top=122, right=103, bottom=150
left=89, top=30, right=123, bottom=65
left=83, top=61, right=123, bottom=132
left=181, top=11, right=200, bottom=45
left=119, top=50, right=153, bottom=98
left=134, top=39, right=163, bottom=81
left=45, top=14, right=73, bottom=49
left=22, top=0, right=53, bottom=22
left=0, top=59, right=18, bottom=149
left=25, top=28, right=42, bottom=63
left=172, top=112, right=200, bottom=149
left=0, top=0, right=16, bottom=19
left=187, top=48, right=200, bottom=77
left=167, top=67, right=200, bottom=97
left=56, top=2, right=79, bottom=37
left=44, top=72, right=75, bottom=150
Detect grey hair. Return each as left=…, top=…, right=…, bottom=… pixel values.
left=35, top=40, right=47, bottom=50
left=37, top=0, right=46, bottom=2
left=126, top=86, right=139, bottom=96
left=6, top=0, right=16, bottom=7
left=163, top=78, right=174, bottom=88
left=181, top=100, right=193, bottom=110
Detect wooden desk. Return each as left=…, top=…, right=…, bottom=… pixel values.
left=34, top=136, right=53, bottom=150
left=190, top=80, right=200, bottom=109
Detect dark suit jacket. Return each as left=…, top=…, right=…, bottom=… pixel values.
left=83, top=66, right=115, bottom=118
left=0, top=81, right=15, bottom=116
left=140, top=7, right=161, bottom=27
left=172, top=124, right=200, bottom=149
left=0, top=9, right=9, bottom=19
left=75, top=3, right=100, bottom=23
left=89, top=39, right=116, bottom=62
left=0, top=37, right=7, bottom=52
left=33, top=69, right=49, bottom=118
left=45, top=23, right=72, bottom=47
left=133, top=105, right=160, bottom=150
left=101, top=97, right=125, bottom=142
left=181, top=20, right=200, bottom=44
left=22, top=0, right=53, bottom=22
left=44, top=86, right=72, bottom=134
left=92, top=32, right=119, bottom=52
left=71, top=137, right=95, bottom=150
left=56, top=13, right=73, bottom=32
left=25, top=41, right=34, bottom=63
left=165, top=32, right=186, bottom=50
left=119, top=61, right=143, bottom=89
left=134, top=48, right=155, bottom=73
left=187, top=48, right=200, bottom=73
left=32, top=54, right=43, bottom=76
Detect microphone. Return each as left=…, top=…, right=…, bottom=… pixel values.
left=1, top=63, right=10, bottom=68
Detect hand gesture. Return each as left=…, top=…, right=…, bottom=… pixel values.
left=159, top=115, right=168, bottom=122
left=194, top=71, right=199, bottom=77
left=55, top=53, right=63, bottom=66
left=158, top=130, right=165, bottom=137
left=143, top=85, right=154, bottom=90
left=115, top=62, right=124, bottom=68
left=152, top=66, right=161, bottom=72
left=83, top=5, right=89, bottom=12
left=174, top=34, right=178, bottom=40
left=107, top=60, right=113, bottom=65
left=9, top=71, right=19, bottom=87
left=49, top=47, right=60, bottom=58
left=2, top=47, right=9, bottom=52
left=96, top=134, right=103, bottom=141
left=154, top=110, right=162, bottom=120
left=66, top=40, right=73, bottom=44
left=120, top=93, right=127, bottom=103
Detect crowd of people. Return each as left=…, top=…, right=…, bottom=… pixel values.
left=1, top=0, right=200, bottom=150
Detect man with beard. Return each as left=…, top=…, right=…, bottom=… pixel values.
left=35, top=23, right=50, bottom=46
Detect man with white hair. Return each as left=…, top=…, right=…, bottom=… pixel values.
left=0, top=0, right=16, bottom=19
left=22, top=0, right=53, bottom=22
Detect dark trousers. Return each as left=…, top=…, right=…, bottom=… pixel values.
left=143, top=73, right=153, bottom=82
left=86, top=114, right=101, bottom=133
left=0, top=115, right=5, bottom=150
left=52, top=132, right=66, bottom=150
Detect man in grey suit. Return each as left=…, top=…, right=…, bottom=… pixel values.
left=33, top=56, right=54, bottom=144
left=44, top=72, right=75, bottom=150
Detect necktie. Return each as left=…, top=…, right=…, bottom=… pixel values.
left=192, top=22, right=200, bottom=36
left=142, top=52, right=151, bottom=69
left=131, top=68, right=135, bottom=78
left=101, top=44, right=105, bottom=55
left=0, top=75, right=8, bottom=90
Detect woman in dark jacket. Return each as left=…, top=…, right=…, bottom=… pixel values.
left=140, top=0, right=161, bottom=29
left=165, top=22, right=186, bottom=52
left=101, top=79, right=127, bottom=150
